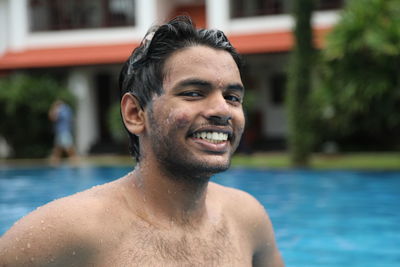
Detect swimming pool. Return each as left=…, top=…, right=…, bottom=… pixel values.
left=1, top=166, right=399, bottom=266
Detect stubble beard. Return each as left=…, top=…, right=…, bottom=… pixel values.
left=147, top=110, right=235, bottom=183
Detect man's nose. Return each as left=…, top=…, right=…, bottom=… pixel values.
left=203, top=92, right=232, bottom=125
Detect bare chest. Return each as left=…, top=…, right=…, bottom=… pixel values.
left=96, top=221, right=252, bottom=267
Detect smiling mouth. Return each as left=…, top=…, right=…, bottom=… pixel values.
left=191, top=131, right=230, bottom=144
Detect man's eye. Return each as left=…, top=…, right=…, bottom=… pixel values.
left=180, top=91, right=202, bottom=97
left=225, top=95, right=242, bottom=103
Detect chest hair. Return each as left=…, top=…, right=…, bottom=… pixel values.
left=110, top=219, right=245, bottom=267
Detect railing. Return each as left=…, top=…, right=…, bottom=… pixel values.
left=230, top=0, right=344, bottom=18
left=29, top=0, right=136, bottom=32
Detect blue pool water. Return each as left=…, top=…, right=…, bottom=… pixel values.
left=0, top=166, right=399, bottom=266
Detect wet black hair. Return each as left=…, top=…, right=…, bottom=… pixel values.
left=119, top=16, right=243, bottom=162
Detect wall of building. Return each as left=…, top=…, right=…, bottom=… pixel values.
left=0, top=0, right=9, bottom=55
left=244, top=53, right=289, bottom=139
left=0, top=0, right=160, bottom=52
left=0, top=0, right=341, bottom=154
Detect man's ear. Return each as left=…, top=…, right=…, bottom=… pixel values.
left=121, top=93, right=145, bottom=135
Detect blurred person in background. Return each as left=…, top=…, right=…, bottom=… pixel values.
left=48, top=99, right=76, bottom=164
left=0, top=17, right=283, bottom=266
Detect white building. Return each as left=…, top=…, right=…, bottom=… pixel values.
left=0, top=0, right=343, bottom=154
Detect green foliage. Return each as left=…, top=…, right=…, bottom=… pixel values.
left=314, top=0, right=400, bottom=150
left=286, top=0, right=316, bottom=167
left=107, top=102, right=126, bottom=143
left=0, top=74, right=75, bottom=158
left=242, top=89, right=257, bottom=113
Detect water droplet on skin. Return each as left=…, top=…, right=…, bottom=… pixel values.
left=15, top=237, right=19, bottom=242
left=167, top=189, right=171, bottom=194
left=27, top=243, right=31, bottom=248
left=30, top=257, right=35, bottom=262
left=72, top=251, right=76, bottom=256
left=143, top=196, right=146, bottom=202
left=15, top=256, right=19, bottom=260
left=42, top=227, right=46, bottom=230
left=41, top=220, right=44, bottom=224
left=29, top=232, right=33, bottom=236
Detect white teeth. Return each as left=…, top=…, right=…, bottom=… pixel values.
left=212, top=132, right=219, bottom=140
left=193, top=131, right=228, bottom=143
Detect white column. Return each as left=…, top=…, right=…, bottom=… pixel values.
left=0, top=136, right=11, bottom=158
left=0, top=0, right=9, bottom=55
left=68, top=70, right=99, bottom=155
left=136, top=0, right=157, bottom=35
left=155, top=0, right=175, bottom=23
left=9, top=0, right=28, bottom=51
left=206, top=0, right=230, bottom=31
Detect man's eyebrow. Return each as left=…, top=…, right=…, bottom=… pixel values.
left=174, top=78, right=212, bottom=90
left=226, top=83, right=245, bottom=93
left=173, top=78, right=245, bottom=93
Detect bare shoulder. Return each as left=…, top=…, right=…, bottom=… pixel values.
left=209, top=182, right=285, bottom=267
left=0, top=177, right=125, bottom=266
left=209, top=182, right=266, bottom=222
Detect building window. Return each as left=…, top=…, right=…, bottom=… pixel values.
left=316, top=0, right=344, bottom=10
left=230, top=0, right=344, bottom=18
left=29, top=0, right=136, bottom=32
left=230, top=0, right=285, bottom=18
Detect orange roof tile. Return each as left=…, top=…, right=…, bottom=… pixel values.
left=0, top=43, right=138, bottom=70
left=231, top=27, right=331, bottom=54
left=0, top=27, right=331, bottom=70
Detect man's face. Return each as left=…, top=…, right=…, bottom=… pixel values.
left=143, top=45, right=245, bottom=179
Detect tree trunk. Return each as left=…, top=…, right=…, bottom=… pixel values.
left=286, top=0, right=315, bottom=167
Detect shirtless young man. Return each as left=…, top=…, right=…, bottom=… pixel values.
left=0, top=17, right=284, bottom=266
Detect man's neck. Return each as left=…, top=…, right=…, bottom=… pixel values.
left=127, top=161, right=212, bottom=228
